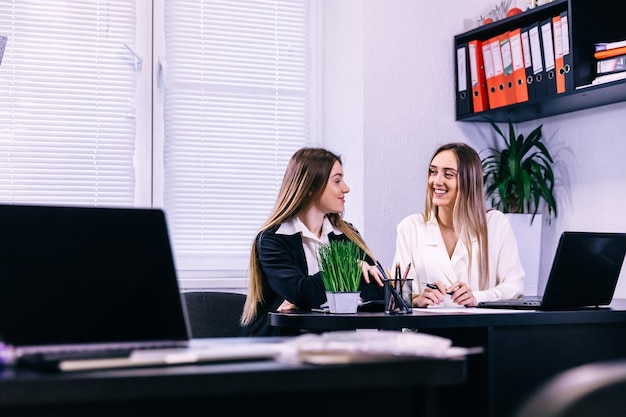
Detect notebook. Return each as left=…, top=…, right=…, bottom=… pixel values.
left=476, top=231, right=626, bottom=311
left=0, top=204, right=279, bottom=371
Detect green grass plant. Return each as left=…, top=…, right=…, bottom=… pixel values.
left=317, top=240, right=364, bottom=293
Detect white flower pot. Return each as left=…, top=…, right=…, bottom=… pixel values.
left=505, top=213, right=542, bottom=296
left=325, top=291, right=360, bottom=314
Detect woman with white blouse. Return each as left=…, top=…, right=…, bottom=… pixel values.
left=393, top=142, right=524, bottom=308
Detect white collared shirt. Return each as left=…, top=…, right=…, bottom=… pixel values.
left=393, top=210, right=524, bottom=303
left=276, top=216, right=343, bottom=275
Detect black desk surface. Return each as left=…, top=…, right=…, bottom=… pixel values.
left=269, top=298, right=626, bottom=331
left=0, top=337, right=467, bottom=417
left=270, top=299, right=626, bottom=417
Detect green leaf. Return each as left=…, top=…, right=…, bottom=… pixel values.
left=481, top=118, right=557, bottom=223
left=317, top=241, right=365, bottom=293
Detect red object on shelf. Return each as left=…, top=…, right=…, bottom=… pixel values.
left=507, top=7, right=523, bottom=17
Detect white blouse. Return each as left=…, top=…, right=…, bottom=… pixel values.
left=393, top=209, right=524, bottom=304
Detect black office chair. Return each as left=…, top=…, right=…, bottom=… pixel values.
left=513, top=360, right=626, bottom=417
left=182, top=291, right=246, bottom=338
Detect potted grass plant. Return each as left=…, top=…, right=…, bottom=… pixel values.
left=317, top=240, right=364, bottom=314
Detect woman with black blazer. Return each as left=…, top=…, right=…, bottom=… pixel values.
left=239, top=147, right=385, bottom=336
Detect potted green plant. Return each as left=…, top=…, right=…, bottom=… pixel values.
left=481, top=119, right=558, bottom=224
left=317, top=240, right=364, bottom=314
left=482, top=119, right=559, bottom=297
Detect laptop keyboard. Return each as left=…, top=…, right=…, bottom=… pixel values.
left=17, top=347, right=133, bottom=371
left=15, top=341, right=186, bottom=371
left=22, top=348, right=133, bottom=362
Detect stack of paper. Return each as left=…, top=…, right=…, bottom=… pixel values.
left=278, top=330, right=481, bottom=364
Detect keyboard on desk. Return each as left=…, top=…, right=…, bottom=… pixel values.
left=15, top=341, right=285, bottom=373
left=17, top=347, right=134, bottom=371
left=14, top=340, right=189, bottom=372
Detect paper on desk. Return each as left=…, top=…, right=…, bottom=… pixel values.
left=277, top=330, right=481, bottom=365
left=419, top=307, right=531, bottom=314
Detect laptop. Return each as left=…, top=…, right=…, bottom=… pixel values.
left=0, top=204, right=279, bottom=371
left=476, top=231, right=626, bottom=310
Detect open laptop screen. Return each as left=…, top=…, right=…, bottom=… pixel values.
left=477, top=231, right=626, bottom=310
left=541, top=231, right=626, bottom=310
left=0, top=204, right=189, bottom=349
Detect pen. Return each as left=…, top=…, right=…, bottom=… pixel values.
left=399, top=262, right=411, bottom=294
left=402, top=262, right=412, bottom=279
left=377, top=261, right=411, bottom=313
left=424, top=282, right=454, bottom=295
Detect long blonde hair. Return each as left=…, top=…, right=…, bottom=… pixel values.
left=241, top=148, right=374, bottom=325
left=423, top=143, right=490, bottom=289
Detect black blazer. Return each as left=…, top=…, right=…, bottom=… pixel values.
left=239, top=224, right=384, bottom=337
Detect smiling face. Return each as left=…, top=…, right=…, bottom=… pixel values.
left=428, top=149, right=459, bottom=210
left=315, top=160, right=350, bottom=214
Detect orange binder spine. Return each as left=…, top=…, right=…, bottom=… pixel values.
left=468, top=39, right=488, bottom=112
left=552, top=15, right=565, bottom=94
left=481, top=41, right=498, bottom=110
left=509, top=28, right=529, bottom=103
left=499, top=31, right=518, bottom=106
left=488, top=35, right=506, bottom=108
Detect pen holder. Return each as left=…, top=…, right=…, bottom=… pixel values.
left=384, top=278, right=412, bottom=314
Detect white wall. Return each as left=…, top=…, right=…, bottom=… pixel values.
left=322, top=0, right=365, bottom=233
left=324, top=0, right=626, bottom=297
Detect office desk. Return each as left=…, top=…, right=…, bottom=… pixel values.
left=0, top=338, right=466, bottom=417
left=270, top=299, right=626, bottom=417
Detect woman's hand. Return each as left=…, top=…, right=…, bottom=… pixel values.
left=277, top=300, right=299, bottom=312
left=447, top=281, right=477, bottom=307
left=361, top=262, right=385, bottom=287
left=413, top=281, right=446, bottom=307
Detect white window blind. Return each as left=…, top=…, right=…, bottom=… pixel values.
left=0, top=1, right=139, bottom=206
left=0, top=1, right=315, bottom=288
left=161, top=0, right=313, bottom=280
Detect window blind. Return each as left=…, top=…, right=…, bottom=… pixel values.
left=0, top=1, right=139, bottom=206
left=161, top=0, right=312, bottom=277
